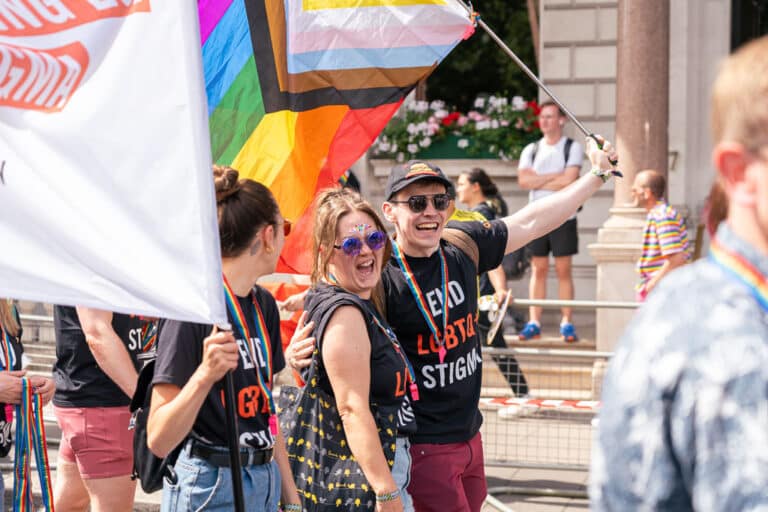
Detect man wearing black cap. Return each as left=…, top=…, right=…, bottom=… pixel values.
left=379, top=138, right=617, bottom=511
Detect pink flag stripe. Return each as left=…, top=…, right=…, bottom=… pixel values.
left=199, top=0, right=234, bottom=44
left=289, top=24, right=470, bottom=53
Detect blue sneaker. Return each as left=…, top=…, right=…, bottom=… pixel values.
left=560, top=322, right=579, bottom=343
left=518, top=322, right=541, bottom=341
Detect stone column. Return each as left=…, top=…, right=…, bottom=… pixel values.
left=588, top=0, right=670, bottom=354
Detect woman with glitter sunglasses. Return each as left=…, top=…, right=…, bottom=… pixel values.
left=295, top=188, right=417, bottom=511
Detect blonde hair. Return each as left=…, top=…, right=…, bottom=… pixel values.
left=0, top=299, right=20, bottom=338
left=711, top=36, right=768, bottom=152
left=311, top=188, right=391, bottom=314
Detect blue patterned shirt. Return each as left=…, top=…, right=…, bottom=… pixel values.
left=591, top=223, right=768, bottom=511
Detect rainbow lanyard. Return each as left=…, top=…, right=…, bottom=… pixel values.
left=391, top=241, right=450, bottom=363
left=709, top=238, right=768, bottom=313
left=222, top=276, right=277, bottom=436
left=13, top=378, right=54, bottom=512
left=0, top=319, right=15, bottom=371
left=367, top=307, right=419, bottom=401
left=139, top=320, right=158, bottom=353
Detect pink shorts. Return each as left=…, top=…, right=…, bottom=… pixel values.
left=54, top=405, right=134, bottom=479
left=408, top=432, right=487, bottom=512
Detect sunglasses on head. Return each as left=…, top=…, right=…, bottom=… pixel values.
left=389, top=193, right=452, bottom=213
left=333, top=230, right=387, bottom=256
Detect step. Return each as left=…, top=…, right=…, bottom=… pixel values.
left=22, top=344, right=57, bottom=356
left=482, top=350, right=603, bottom=400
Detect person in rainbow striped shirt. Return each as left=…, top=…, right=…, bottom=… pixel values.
left=632, top=169, right=691, bottom=301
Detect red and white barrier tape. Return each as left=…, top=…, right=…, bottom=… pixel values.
left=479, top=397, right=600, bottom=412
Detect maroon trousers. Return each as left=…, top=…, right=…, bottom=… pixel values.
left=407, top=432, right=487, bottom=512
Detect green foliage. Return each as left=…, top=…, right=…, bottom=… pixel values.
left=427, top=1, right=538, bottom=111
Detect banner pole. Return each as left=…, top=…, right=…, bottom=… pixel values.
left=223, top=371, right=246, bottom=512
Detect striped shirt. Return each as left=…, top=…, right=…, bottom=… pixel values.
left=637, top=201, right=690, bottom=288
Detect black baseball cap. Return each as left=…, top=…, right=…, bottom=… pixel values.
left=384, top=160, right=454, bottom=200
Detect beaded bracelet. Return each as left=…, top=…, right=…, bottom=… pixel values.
left=376, top=489, right=401, bottom=503
left=283, top=504, right=302, bottom=512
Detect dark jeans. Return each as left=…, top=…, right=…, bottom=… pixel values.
left=478, top=310, right=529, bottom=396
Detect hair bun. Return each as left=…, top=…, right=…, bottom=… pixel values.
left=213, top=165, right=241, bottom=202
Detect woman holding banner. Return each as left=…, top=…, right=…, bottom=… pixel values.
left=147, top=166, right=301, bottom=512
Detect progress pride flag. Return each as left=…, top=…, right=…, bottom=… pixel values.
left=0, top=1, right=228, bottom=324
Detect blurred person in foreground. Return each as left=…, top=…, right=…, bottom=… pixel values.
left=591, top=36, right=768, bottom=511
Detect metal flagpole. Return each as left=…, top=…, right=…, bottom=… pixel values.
left=223, top=371, right=246, bottom=512
left=455, top=0, right=620, bottom=169
left=456, top=1, right=590, bottom=137
left=218, top=321, right=245, bottom=512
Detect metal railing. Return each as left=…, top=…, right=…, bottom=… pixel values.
left=480, top=296, right=633, bottom=503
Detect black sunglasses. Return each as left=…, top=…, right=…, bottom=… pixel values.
left=333, top=230, right=387, bottom=256
left=389, top=193, right=452, bottom=213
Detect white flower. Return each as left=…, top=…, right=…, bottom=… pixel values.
left=429, top=100, right=445, bottom=110
left=417, top=121, right=429, bottom=133
left=406, top=123, right=418, bottom=135
left=476, top=120, right=491, bottom=130
left=457, top=138, right=469, bottom=149
left=474, top=97, right=485, bottom=109
left=396, top=152, right=405, bottom=162
left=512, top=96, right=526, bottom=111
left=378, top=142, right=391, bottom=152
left=434, top=109, right=449, bottom=119
left=414, top=101, right=429, bottom=113
left=407, top=144, right=419, bottom=154
left=490, top=119, right=500, bottom=129
left=419, top=137, right=432, bottom=148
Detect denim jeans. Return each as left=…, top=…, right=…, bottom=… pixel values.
left=161, top=442, right=280, bottom=512
left=392, top=436, right=414, bottom=512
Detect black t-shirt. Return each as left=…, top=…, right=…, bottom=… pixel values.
left=53, top=306, right=144, bottom=407
left=304, top=283, right=416, bottom=434
left=152, top=285, right=285, bottom=450
left=382, top=219, right=508, bottom=444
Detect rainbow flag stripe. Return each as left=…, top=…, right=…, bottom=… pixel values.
left=710, top=238, right=768, bottom=312
left=199, top=0, right=472, bottom=272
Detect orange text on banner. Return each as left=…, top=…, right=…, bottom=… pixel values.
left=0, top=0, right=151, bottom=37
left=0, top=41, right=89, bottom=112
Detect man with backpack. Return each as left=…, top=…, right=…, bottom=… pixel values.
left=517, top=101, right=584, bottom=342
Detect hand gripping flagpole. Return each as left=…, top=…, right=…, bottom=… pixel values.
left=218, top=322, right=246, bottom=512
left=457, top=1, right=620, bottom=171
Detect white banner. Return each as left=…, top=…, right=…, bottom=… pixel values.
left=0, top=1, right=227, bottom=325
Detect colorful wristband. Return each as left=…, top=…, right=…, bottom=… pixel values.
left=375, top=489, right=401, bottom=503
left=591, top=167, right=611, bottom=183
left=283, top=504, right=302, bottom=512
